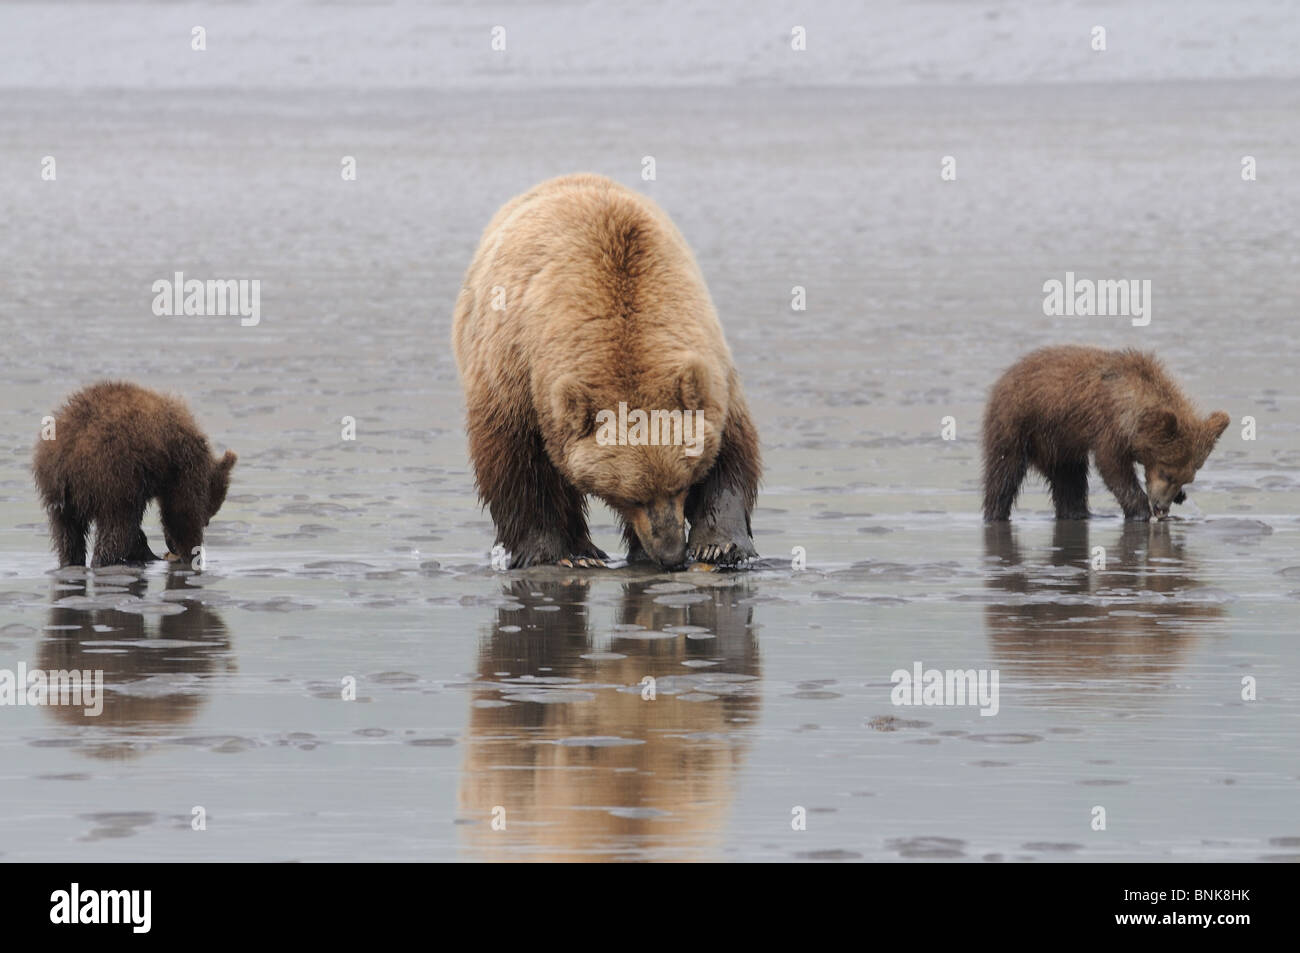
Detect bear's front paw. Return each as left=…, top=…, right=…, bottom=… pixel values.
left=507, top=534, right=608, bottom=569
left=687, top=528, right=757, bottom=567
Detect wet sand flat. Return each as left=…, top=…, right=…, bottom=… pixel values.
left=0, top=82, right=1298, bottom=861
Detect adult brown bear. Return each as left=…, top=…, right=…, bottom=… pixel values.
left=34, top=382, right=236, bottom=567
left=982, top=346, right=1229, bottom=521
left=452, top=174, right=761, bottom=570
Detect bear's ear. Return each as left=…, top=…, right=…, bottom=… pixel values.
left=1139, top=409, right=1180, bottom=445
left=550, top=376, right=596, bottom=438
left=677, top=358, right=715, bottom=412
left=1198, top=411, right=1230, bottom=461
left=218, top=449, right=237, bottom=474
left=1205, top=411, right=1230, bottom=442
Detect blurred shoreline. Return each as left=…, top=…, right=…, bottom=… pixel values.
left=2, top=0, right=1298, bottom=91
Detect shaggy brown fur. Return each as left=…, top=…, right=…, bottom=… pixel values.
left=982, top=346, right=1229, bottom=521
left=452, top=173, right=761, bottom=569
left=33, top=381, right=236, bottom=567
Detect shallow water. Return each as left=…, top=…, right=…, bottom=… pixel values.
left=1, top=79, right=1298, bottom=861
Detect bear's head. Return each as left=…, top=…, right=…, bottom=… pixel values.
left=547, top=359, right=724, bottom=570
left=1136, top=410, right=1229, bottom=517
left=163, top=449, right=237, bottom=558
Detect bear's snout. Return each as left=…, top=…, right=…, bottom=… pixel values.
left=645, top=535, right=688, bottom=571
left=634, top=500, right=688, bottom=571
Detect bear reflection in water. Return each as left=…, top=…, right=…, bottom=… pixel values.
left=983, top=522, right=1226, bottom=696
left=458, top=576, right=761, bottom=861
left=40, top=570, right=234, bottom=758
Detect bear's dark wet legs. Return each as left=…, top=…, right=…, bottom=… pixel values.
left=479, top=427, right=606, bottom=569
left=91, top=509, right=141, bottom=568
left=622, top=524, right=650, bottom=564
left=1095, top=448, right=1151, bottom=520
left=1046, top=458, right=1090, bottom=520
left=982, top=444, right=1029, bottom=521
left=686, top=482, right=755, bottom=565
left=685, top=416, right=759, bottom=566
left=126, top=529, right=160, bottom=563
left=47, top=506, right=88, bottom=568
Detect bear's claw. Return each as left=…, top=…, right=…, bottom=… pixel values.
left=687, top=536, right=756, bottom=568
left=557, top=556, right=607, bottom=569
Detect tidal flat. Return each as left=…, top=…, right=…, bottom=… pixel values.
left=0, top=81, right=1297, bottom=861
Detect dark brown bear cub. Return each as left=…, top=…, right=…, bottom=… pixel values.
left=983, top=346, right=1229, bottom=522
left=33, top=382, right=236, bottom=568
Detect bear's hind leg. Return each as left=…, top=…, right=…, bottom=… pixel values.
left=476, top=424, right=606, bottom=569
left=91, top=509, right=140, bottom=568
left=1047, top=457, right=1090, bottom=520
left=686, top=405, right=760, bottom=567
left=982, top=435, right=1029, bottom=522
left=47, top=505, right=88, bottom=568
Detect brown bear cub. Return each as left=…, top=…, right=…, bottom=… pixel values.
left=453, top=173, right=761, bottom=570
left=33, top=382, right=236, bottom=568
left=983, top=346, right=1229, bottom=522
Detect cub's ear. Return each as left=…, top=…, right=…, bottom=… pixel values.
left=218, top=450, right=237, bottom=474
left=1205, top=411, right=1230, bottom=442
left=677, top=358, right=715, bottom=412
left=1197, top=410, right=1230, bottom=462
left=550, top=375, right=596, bottom=437
left=1139, top=409, right=1180, bottom=444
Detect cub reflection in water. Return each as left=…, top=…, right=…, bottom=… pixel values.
left=983, top=521, right=1225, bottom=693
left=40, top=570, right=234, bottom=758
left=459, top=576, right=761, bottom=862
